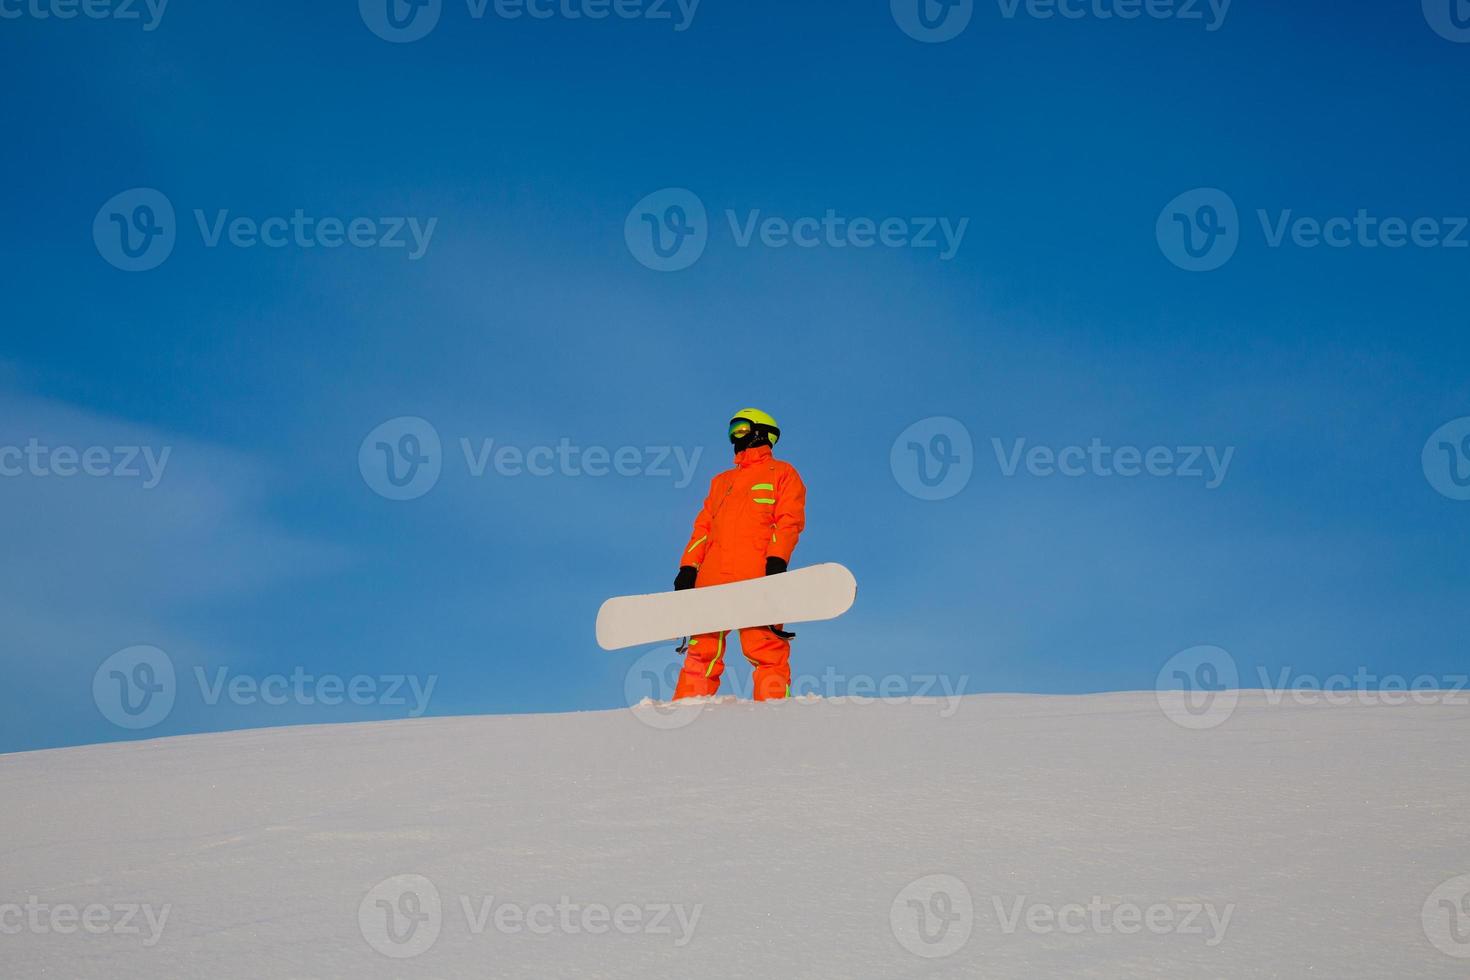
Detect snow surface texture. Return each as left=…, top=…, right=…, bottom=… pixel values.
left=3, top=692, right=1468, bottom=978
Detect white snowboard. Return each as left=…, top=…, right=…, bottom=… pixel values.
left=596, top=563, right=857, bottom=651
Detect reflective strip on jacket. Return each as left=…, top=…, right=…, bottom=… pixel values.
left=680, top=444, right=806, bottom=585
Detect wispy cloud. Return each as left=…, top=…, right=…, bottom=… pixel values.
left=0, top=391, right=348, bottom=752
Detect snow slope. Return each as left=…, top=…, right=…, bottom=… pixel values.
left=3, top=692, right=1468, bottom=978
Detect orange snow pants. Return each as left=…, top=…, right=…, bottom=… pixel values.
left=674, top=623, right=791, bottom=701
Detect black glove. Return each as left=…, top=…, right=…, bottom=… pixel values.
left=674, top=566, right=698, bottom=591
left=765, top=556, right=788, bottom=576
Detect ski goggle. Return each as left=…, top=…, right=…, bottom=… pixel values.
left=728, top=419, right=754, bottom=442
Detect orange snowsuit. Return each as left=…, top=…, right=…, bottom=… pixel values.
left=674, top=444, right=806, bottom=701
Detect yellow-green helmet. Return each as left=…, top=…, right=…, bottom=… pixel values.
left=729, top=407, right=780, bottom=446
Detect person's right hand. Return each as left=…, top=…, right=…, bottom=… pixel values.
left=674, top=566, right=698, bottom=591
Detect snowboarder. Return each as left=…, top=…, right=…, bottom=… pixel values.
left=672, top=409, right=807, bottom=701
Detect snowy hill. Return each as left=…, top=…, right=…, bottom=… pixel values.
left=3, top=692, right=1468, bottom=978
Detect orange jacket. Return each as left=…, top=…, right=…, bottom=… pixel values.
left=681, top=445, right=806, bottom=585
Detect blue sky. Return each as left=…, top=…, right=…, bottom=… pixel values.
left=1, top=0, right=1468, bottom=752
